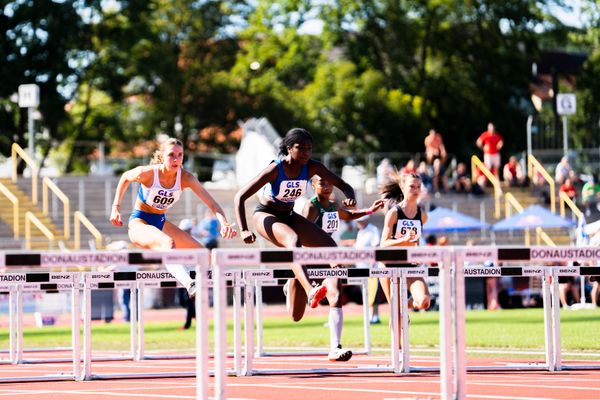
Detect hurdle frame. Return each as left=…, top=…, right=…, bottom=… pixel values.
left=453, top=246, right=600, bottom=399
left=248, top=271, right=372, bottom=358
left=210, top=246, right=455, bottom=400
left=0, top=271, right=82, bottom=382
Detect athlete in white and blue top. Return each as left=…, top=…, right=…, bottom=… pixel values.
left=110, top=138, right=236, bottom=295
left=234, top=129, right=357, bottom=331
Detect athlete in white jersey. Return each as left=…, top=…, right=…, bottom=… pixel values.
left=379, top=171, right=431, bottom=349
left=110, top=138, right=236, bottom=296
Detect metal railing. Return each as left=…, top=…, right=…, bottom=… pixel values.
left=559, top=191, right=584, bottom=222
left=25, top=211, right=55, bottom=249
left=0, top=182, right=19, bottom=239
left=471, top=155, right=502, bottom=219
left=74, top=211, right=103, bottom=250
left=11, top=143, right=38, bottom=205
left=527, top=155, right=556, bottom=213
left=504, top=192, right=555, bottom=246
left=42, top=176, right=70, bottom=240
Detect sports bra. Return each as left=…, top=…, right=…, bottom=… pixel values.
left=137, top=165, right=182, bottom=211
left=392, top=205, right=422, bottom=243
left=261, top=159, right=309, bottom=205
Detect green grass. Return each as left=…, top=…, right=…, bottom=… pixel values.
left=1, top=308, right=599, bottom=355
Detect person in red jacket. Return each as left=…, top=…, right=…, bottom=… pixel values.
left=476, top=122, right=503, bottom=179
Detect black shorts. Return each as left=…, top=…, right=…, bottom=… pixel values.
left=254, top=203, right=296, bottom=225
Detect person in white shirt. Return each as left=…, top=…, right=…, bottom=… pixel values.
left=354, top=215, right=381, bottom=324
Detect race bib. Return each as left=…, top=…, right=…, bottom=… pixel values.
left=322, top=211, right=340, bottom=233
left=275, top=180, right=307, bottom=202
left=149, top=190, right=177, bottom=210
left=395, top=219, right=422, bottom=242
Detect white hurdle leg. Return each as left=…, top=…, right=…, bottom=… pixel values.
left=243, top=276, right=255, bottom=376
left=196, top=262, right=209, bottom=400
left=254, top=280, right=264, bottom=357
left=9, top=288, right=16, bottom=364
left=72, top=275, right=82, bottom=381
left=136, top=284, right=144, bottom=361
left=454, top=251, right=466, bottom=400
left=399, top=269, right=410, bottom=373
left=390, top=269, right=400, bottom=373
left=542, top=269, right=555, bottom=371
left=15, top=286, right=23, bottom=364
left=233, top=272, right=243, bottom=376
left=361, top=280, right=371, bottom=354
left=439, top=250, right=455, bottom=400
left=214, top=263, right=227, bottom=400
left=551, top=268, right=562, bottom=371
left=83, top=275, right=92, bottom=380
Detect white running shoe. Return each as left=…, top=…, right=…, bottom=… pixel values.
left=328, top=345, right=353, bottom=362
left=187, top=281, right=197, bottom=299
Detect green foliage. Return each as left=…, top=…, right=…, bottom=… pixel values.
left=2, top=0, right=596, bottom=169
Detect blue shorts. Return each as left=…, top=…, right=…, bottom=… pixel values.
left=129, top=209, right=166, bottom=230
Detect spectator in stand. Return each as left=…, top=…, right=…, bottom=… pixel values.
left=560, top=177, right=577, bottom=202
left=432, top=158, right=448, bottom=194
left=400, top=159, right=417, bottom=175
left=424, top=128, right=447, bottom=165
left=417, top=161, right=433, bottom=192
left=502, top=156, right=526, bottom=187
left=194, top=209, right=220, bottom=250
left=377, top=158, right=396, bottom=189
left=554, top=156, right=574, bottom=185
left=582, top=174, right=600, bottom=217
left=354, top=215, right=382, bottom=324
left=453, top=162, right=472, bottom=194
left=476, top=122, right=503, bottom=179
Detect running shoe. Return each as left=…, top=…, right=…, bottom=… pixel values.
left=308, top=284, right=327, bottom=308
left=328, top=345, right=353, bottom=362
left=187, top=281, right=197, bottom=299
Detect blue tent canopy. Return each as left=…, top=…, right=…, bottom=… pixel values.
left=423, top=207, right=489, bottom=233
left=492, top=205, right=576, bottom=231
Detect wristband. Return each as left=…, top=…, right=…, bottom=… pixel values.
left=112, top=204, right=120, bottom=208
left=364, top=209, right=373, bottom=215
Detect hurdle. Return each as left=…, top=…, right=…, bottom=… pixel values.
left=551, top=262, right=600, bottom=371
left=453, top=246, right=600, bottom=399
left=80, top=249, right=210, bottom=381
left=250, top=271, right=372, bottom=357
left=0, top=271, right=81, bottom=382
left=209, top=246, right=455, bottom=400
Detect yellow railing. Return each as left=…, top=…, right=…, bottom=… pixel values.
left=559, top=191, right=584, bottom=223
left=25, top=211, right=55, bottom=249
left=505, top=192, right=556, bottom=246
left=536, top=227, right=556, bottom=246
left=11, top=143, right=39, bottom=205
left=0, top=182, right=19, bottom=239
left=42, top=176, right=70, bottom=240
left=527, top=155, right=555, bottom=213
left=471, top=155, right=502, bottom=219
left=74, top=211, right=103, bottom=250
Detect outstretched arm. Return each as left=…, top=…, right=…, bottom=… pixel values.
left=338, top=198, right=384, bottom=221
left=183, top=171, right=236, bottom=239
left=310, top=161, right=356, bottom=207
left=110, top=166, right=146, bottom=227
left=234, top=163, right=278, bottom=244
